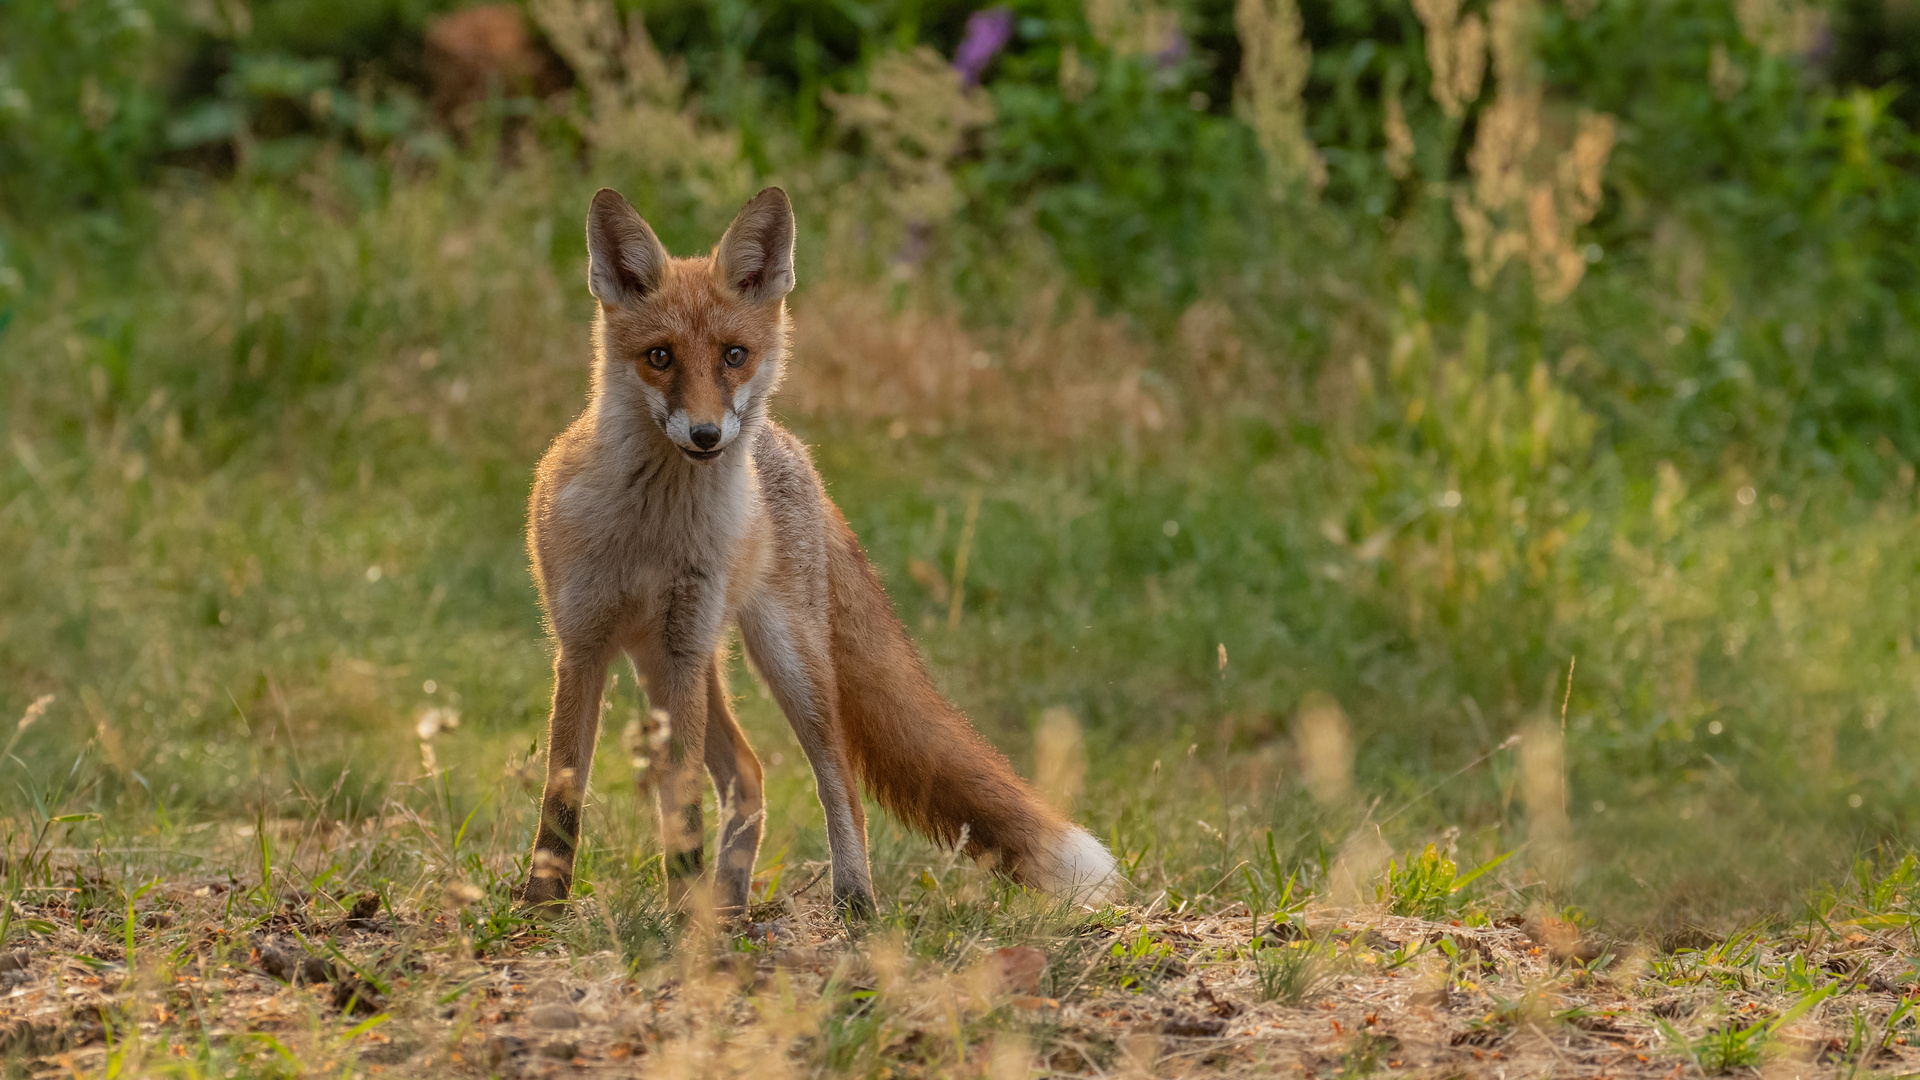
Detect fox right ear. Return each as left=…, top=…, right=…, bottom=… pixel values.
left=586, top=188, right=668, bottom=307
left=714, top=187, right=796, bottom=303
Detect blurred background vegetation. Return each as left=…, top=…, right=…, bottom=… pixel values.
left=3, top=0, right=1919, bottom=928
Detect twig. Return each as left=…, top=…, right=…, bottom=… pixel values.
left=1378, top=734, right=1522, bottom=828
left=1192, top=860, right=1250, bottom=906
left=1560, top=655, right=1576, bottom=737
left=788, top=865, right=829, bottom=899
left=1561, top=655, right=1576, bottom=818
left=947, top=489, right=982, bottom=630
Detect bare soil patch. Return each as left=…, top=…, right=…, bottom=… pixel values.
left=3, top=871, right=1915, bottom=1077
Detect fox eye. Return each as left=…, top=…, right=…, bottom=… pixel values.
left=723, top=345, right=748, bottom=368
left=644, top=346, right=673, bottom=370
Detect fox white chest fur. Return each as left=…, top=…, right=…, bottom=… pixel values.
left=545, top=428, right=769, bottom=646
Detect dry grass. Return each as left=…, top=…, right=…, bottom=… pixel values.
left=784, top=280, right=1174, bottom=452
left=5, top=818, right=1919, bottom=1079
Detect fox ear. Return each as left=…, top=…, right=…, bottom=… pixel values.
left=586, top=188, right=668, bottom=307
left=714, top=187, right=795, bottom=303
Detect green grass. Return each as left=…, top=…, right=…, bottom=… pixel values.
left=0, top=201, right=1869, bottom=897
left=3, top=5, right=1920, bottom=1073
left=1249, top=939, right=1334, bottom=1005
left=5, top=152, right=1917, bottom=930
left=3, top=0, right=1920, bottom=1011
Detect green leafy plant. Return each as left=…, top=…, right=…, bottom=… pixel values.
left=1105, top=928, right=1182, bottom=990
left=1379, top=845, right=1512, bottom=920
left=1660, top=984, right=1839, bottom=1074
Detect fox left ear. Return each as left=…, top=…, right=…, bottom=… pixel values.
left=714, top=187, right=795, bottom=303
left=586, top=188, right=669, bottom=307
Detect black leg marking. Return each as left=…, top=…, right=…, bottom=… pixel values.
left=535, top=799, right=581, bottom=862
left=666, top=848, right=705, bottom=879
left=833, top=884, right=877, bottom=922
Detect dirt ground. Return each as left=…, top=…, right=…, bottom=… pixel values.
left=3, top=867, right=1917, bottom=1078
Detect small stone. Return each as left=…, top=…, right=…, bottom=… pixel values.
left=254, top=945, right=298, bottom=982
left=1145, top=953, right=1189, bottom=980
left=333, top=976, right=386, bottom=1016
left=527, top=1003, right=581, bottom=1030
left=1161, top=1016, right=1227, bottom=1038
left=485, top=1034, right=528, bottom=1067
left=1264, top=919, right=1304, bottom=943
left=1194, top=977, right=1242, bottom=1018
left=1348, top=929, right=1396, bottom=952
left=1522, top=915, right=1604, bottom=963
left=254, top=941, right=333, bottom=984
left=346, top=892, right=383, bottom=929
left=740, top=919, right=793, bottom=944
left=990, top=946, right=1047, bottom=995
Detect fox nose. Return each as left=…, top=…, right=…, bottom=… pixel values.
left=689, top=424, right=722, bottom=450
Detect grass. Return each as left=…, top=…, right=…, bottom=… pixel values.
left=10, top=149, right=1920, bottom=930
left=3, top=787, right=1920, bottom=1076
left=3, top=2, right=1920, bottom=1070
left=1250, top=939, right=1334, bottom=1005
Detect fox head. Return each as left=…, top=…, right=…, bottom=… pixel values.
left=584, top=186, right=794, bottom=462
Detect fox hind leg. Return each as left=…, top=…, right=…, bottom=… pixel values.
left=739, top=597, right=874, bottom=918
left=702, top=653, right=765, bottom=918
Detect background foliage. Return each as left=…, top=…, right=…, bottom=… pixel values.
left=3, top=0, right=1920, bottom=928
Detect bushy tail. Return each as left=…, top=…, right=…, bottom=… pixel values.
left=824, top=511, right=1117, bottom=900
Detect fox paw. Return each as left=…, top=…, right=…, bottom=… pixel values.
left=516, top=871, right=571, bottom=915
left=832, top=885, right=876, bottom=922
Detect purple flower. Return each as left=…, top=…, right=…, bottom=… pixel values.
left=1156, top=27, right=1189, bottom=70
left=953, top=7, right=1014, bottom=85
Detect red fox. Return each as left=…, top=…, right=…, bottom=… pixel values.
left=519, top=186, right=1118, bottom=916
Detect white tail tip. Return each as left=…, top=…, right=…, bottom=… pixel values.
left=1032, top=826, right=1121, bottom=904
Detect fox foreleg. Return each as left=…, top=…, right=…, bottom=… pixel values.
left=525, top=645, right=613, bottom=908
left=633, top=579, right=730, bottom=912
left=702, top=655, right=765, bottom=917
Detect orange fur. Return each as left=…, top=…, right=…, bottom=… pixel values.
left=825, top=513, right=1063, bottom=880
left=519, top=187, right=1115, bottom=917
